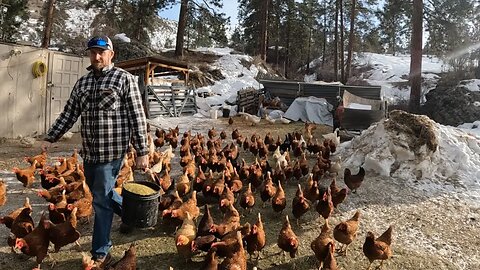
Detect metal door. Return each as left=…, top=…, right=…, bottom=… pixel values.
left=47, top=53, right=86, bottom=132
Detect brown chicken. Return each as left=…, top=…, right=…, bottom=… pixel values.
left=192, top=234, right=217, bottom=253
left=260, top=171, right=276, bottom=207
left=228, top=168, right=243, bottom=194
left=277, top=215, right=299, bottom=259
left=210, top=203, right=240, bottom=238
left=201, top=248, right=219, bottom=270
left=244, top=212, right=266, bottom=259
left=14, top=213, right=50, bottom=270
left=333, top=210, right=361, bottom=256
left=219, top=184, right=235, bottom=213
left=218, top=231, right=247, bottom=270
left=0, top=197, right=31, bottom=229
left=0, top=180, right=6, bottom=206
left=108, top=243, right=137, bottom=270
left=322, top=242, right=338, bottom=270
left=316, top=187, right=334, bottom=220
left=344, top=166, right=365, bottom=193
left=13, top=160, right=37, bottom=188
left=363, top=225, right=393, bottom=270
left=330, top=177, right=348, bottom=208
left=311, top=220, right=334, bottom=268
left=48, top=203, right=66, bottom=224
left=176, top=171, right=191, bottom=197
left=239, top=183, right=255, bottom=215
left=24, top=146, right=48, bottom=169
left=272, top=182, right=286, bottom=214
left=292, top=184, right=311, bottom=225
left=44, top=206, right=80, bottom=252
left=304, top=173, right=320, bottom=203
left=175, top=212, right=197, bottom=261
left=210, top=223, right=250, bottom=257
left=9, top=207, right=35, bottom=248
left=71, top=180, right=93, bottom=219
left=197, top=204, right=214, bottom=237
left=170, top=191, right=200, bottom=221
left=37, top=184, right=65, bottom=204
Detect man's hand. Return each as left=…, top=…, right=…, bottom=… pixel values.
left=135, top=155, right=149, bottom=171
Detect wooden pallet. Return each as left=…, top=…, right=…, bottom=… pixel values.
left=236, top=87, right=264, bottom=115
left=146, top=85, right=197, bottom=118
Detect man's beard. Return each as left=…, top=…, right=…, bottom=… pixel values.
left=91, top=62, right=104, bottom=70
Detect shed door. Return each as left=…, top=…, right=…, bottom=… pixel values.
left=47, top=53, right=85, bottom=132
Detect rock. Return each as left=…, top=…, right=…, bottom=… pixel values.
left=19, top=136, right=36, bottom=147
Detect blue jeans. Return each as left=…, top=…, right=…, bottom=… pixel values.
left=84, top=158, right=123, bottom=258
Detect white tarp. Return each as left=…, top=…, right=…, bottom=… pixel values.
left=284, top=96, right=334, bottom=125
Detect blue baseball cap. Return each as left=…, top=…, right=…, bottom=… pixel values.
left=86, top=36, right=113, bottom=51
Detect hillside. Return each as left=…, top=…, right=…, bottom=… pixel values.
left=18, top=0, right=178, bottom=51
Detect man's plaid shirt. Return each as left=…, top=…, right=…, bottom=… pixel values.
left=47, top=65, right=148, bottom=163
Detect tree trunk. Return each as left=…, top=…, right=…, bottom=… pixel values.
left=322, top=0, right=327, bottom=68
left=285, top=2, right=293, bottom=78
left=42, top=0, right=56, bottom=48
left=345, top=0, right=356, bottom=82
left=307, top=28, right=312, bottom=73
left=340, top=0, right=345, bottom=83
left=333, top=0, right=339, bottom=81
left=259, top=0, right=270, bottom=61
left=175, top=0, right=189, bottom=58
left=409, top=0, right=423, bottom=113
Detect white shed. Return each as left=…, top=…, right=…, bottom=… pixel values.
left=0, top=42, right=89, bottom=138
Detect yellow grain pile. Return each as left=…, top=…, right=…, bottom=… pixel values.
left=123, top=182, right=157, bottom=196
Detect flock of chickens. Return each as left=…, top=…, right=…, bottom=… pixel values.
left=140, top=120, right=394, bottom=270
left=0, top=149, right=136, bottom=269
left=0, top=118, right=394, bottom=270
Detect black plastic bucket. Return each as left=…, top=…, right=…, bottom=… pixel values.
left=222, top=108, right=230, bottom=118
left=121, top=181, right=161, bottom=228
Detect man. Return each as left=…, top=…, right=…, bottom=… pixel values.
left=44, top=35, right=149, bottom=267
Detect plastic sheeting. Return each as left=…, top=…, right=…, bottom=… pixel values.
left=284, top=96, right=334, bottom=125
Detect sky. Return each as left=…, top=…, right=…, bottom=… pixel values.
left=158, top=1, right=240, bottom=28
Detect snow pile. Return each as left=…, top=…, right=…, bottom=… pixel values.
left=339, top=111, right=480, bottom=186
left=457, top=79, right=480, bottom=92
left=354, top=53, right=448, bottom=104
left=194, top=47, right=263, bottom=113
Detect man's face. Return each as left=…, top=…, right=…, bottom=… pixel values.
left=89, top=48, right=114, bottom=70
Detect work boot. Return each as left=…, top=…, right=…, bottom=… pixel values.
left=93, top=253, right=113, bottom=269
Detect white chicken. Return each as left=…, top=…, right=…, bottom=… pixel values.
left=265, top=114, right=277, bottom=124
left=273, top=146, right=282, bottom=160
left=238, top=112, right=261, bottom=126
left=323, top=128, right=341, bottom=147
left=278, top=116, right=291, bottom=124
left=328, top=156, right=342, bottom=175
left=276, top=151, right=288, bottom=169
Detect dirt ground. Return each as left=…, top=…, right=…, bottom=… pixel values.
left=0, top=116, right=479, bottom=270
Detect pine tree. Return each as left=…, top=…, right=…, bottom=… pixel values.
left=87, top=0, right=174, bottom=46
left=174, top=0, right=226, bottom=57
left=376, top=0, right=411, bottom=55
left=425, top=0, right=480, bottom=71
left=0, top=0, right=28, bottom=42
